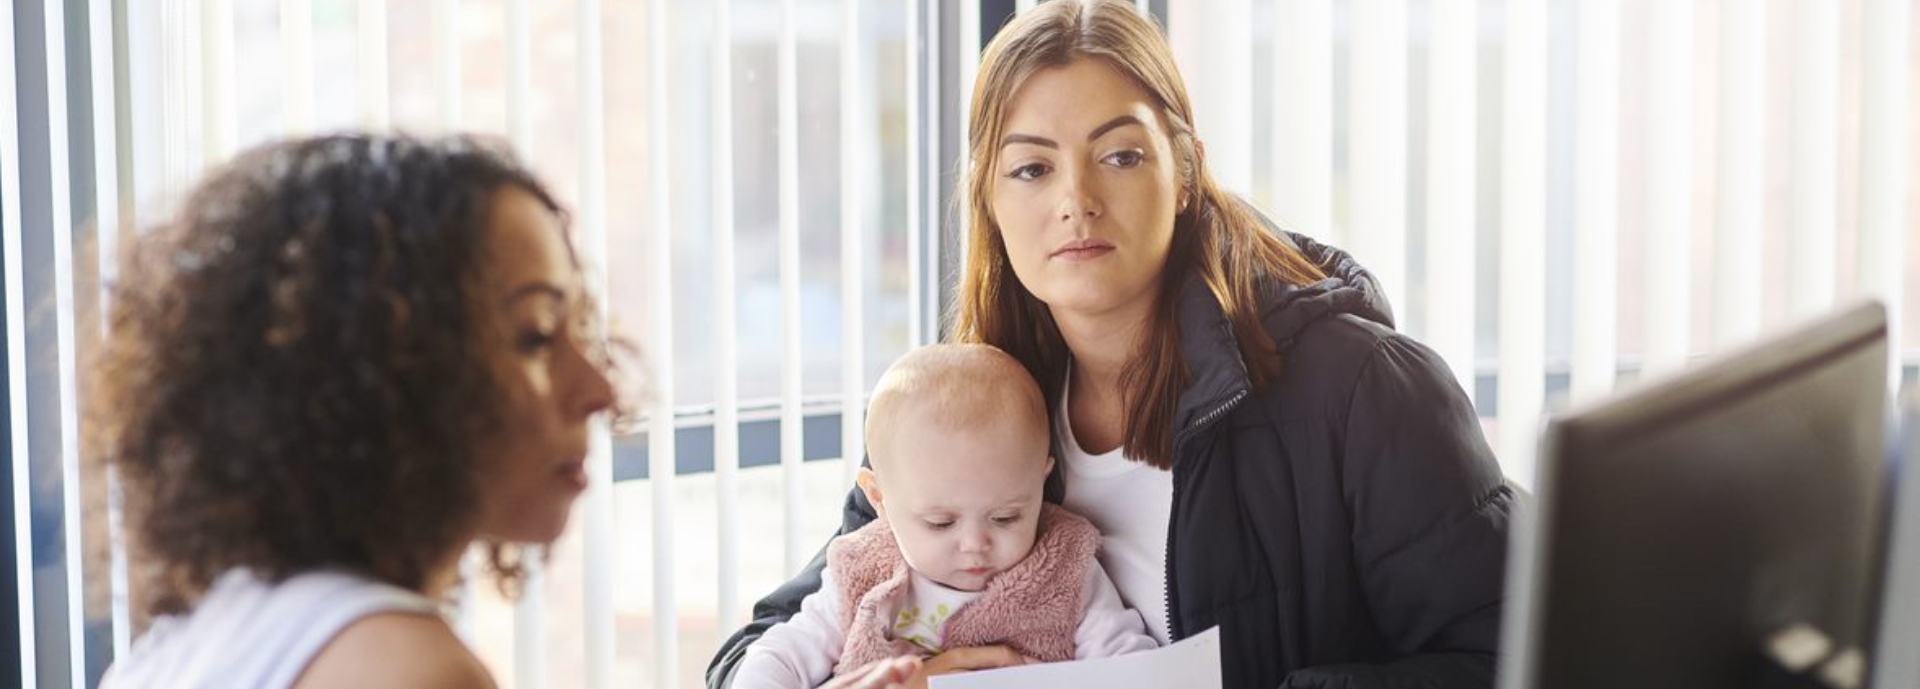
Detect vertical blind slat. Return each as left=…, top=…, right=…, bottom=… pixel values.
left=905, top=0, right=923, bottom=348
left=840, top=0, right=867, bottom=491
left=38, top=1, right=89, bottom=683
left=777, top=0, right=806, bottom=579
left=512, top=552, right=546, bottom=689
left=1570, top=0, right=1619, bottom=404
left=583, top=0, right=625, bottom=687
left=713, top=0, right=744, bottom=635
left=89, top=0, right=133, bottom=662
left=1641, top=0, right=1693, bottom=378
left=203, top=0, right=235, bottom=159
left=357, top=0, right=389, bottom=130
left=1712, top=1, right=1766, bottom=352
left=505, top=0, right=531, bottom=153
left=1424, top=0, right=1476, bottom=402
left=435, top=0, right=461, bottom=131
left=161, top=1, right=203, bottom=192
left=1859, top=0, right=1909, bottom=389
left=279, top=0, right=312, bottom=137
left=1788, top=0, right=1838, bottom=320
left=958, top=1, right=979, bottom=143
left=0, top=0, right=37, bottom=682
left=633, top=0, right=672, bottom=687
left=955, top=2, right=979, bottom=262
left=923, top=0, right=942, bottom=346
left=1272, top=0, right=1333, bottom=242
left=1348, top=0, right=1408, bottom=314
left=1498, top=0, right=1547, bottom=488
left=1176, top=0, right=1253, bottom=194
left=103, top=0, right=138, bottom=664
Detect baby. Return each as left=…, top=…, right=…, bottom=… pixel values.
left=734, top=344, right=1158, bottom=688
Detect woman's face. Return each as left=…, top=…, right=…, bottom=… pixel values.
left=988, top=57, right=1182, bottom=321
left=472, top=186, right=615, bottom=545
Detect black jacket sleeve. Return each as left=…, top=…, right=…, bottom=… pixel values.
left=704, top=484, right=880, bottom=689
left=1283, top=334, right=1515, bottom=689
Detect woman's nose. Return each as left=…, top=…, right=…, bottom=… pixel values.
left=1056, top=170, right=1103, bottom=223
left=564, top=339, right=616, bottom=417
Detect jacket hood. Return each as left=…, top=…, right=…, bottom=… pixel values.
left=1261, top=231, right=1396, bottom=341
left=1170, top=211, right=1396, bottom=439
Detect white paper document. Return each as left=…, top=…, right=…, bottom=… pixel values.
left=928, top=626, right=1223, bottom=689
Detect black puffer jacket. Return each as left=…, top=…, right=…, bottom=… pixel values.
left=708, top=234, right=1514, bottom=689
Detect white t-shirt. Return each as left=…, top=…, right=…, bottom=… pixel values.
left=101, top=568, right=441, bottom=689
left=734, top=563, right=1155, bottom=689
left=1056, top=370, right=1176, bottom=645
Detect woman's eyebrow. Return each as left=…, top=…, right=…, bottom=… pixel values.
left=503, top=281, right=568, bottom=306
left=1001, top=132, right=1058, bottom=150
left=1086, top=114, right=1143, bottom=141
left=999, top=114, right=1146, bottom=151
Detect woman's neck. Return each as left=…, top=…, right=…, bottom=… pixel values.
left=1054, top=301, right=1153, bottom=456
left=1053, top=295, right=1157, bottom=415
left=422, top=540, right=473, bottom=600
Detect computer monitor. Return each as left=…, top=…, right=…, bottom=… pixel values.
left=1872, top=391, right=1920, bottom=689
left=1499, top=301, right=1892, bottom=689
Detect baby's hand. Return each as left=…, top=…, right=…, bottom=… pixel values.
left=904, top=645, right=1029, bottom=689
left=821, top=656, right=921, bottom=689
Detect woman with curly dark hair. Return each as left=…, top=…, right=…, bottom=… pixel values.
left=88, top=134, right=918, bottom=689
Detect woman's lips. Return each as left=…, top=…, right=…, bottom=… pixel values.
left=1051, top=238, right=1114, bottom=262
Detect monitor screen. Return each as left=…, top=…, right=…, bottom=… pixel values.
left=1499, top=301, right=1891, bottom=689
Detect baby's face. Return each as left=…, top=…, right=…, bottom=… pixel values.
left=867, top=415, right=1053, bottom=592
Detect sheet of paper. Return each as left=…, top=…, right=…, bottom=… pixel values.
left=928, top=627, right=1222, bottom=689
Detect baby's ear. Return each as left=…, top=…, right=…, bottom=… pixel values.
left=856, top=467, right=886, bottom=518
left=1043, top=454, right=1056, bottom=476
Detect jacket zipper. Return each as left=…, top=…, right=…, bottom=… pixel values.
left=1163, top=388, right=1249, bottom=641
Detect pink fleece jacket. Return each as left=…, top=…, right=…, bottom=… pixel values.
left=828, top=503, right=1102, bottom=675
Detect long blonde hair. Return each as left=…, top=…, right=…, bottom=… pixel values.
left=951, top=0, right=1324, bottom=469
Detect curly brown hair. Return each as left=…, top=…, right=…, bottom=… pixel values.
left=85, top=134, right=612, bottom=616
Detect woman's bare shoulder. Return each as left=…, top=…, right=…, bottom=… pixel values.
left=290, top=612, right=494, bottom=689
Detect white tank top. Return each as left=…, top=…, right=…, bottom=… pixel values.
left=101, top=568, right=441, bottom=689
